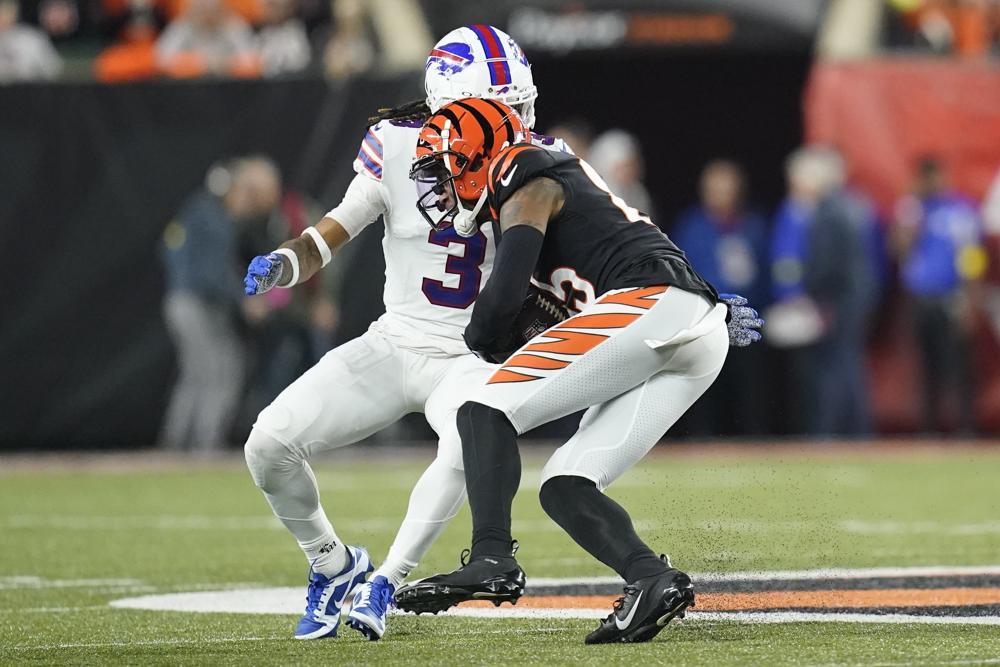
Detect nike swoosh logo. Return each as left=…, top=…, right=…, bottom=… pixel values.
left=500, top=164, right=518, bottom=187
left=615, top=591, right=642, bottom=630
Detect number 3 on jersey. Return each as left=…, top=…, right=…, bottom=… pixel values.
left=421, top=226, right=487, bottom=309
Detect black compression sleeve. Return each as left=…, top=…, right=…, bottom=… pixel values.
left=463, top=225, right=544, bottom=357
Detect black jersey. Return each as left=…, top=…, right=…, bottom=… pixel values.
left=487, top=144, right=718, bottom=311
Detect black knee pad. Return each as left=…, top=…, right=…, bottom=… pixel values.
left=540, top=475, right=596, bottom=518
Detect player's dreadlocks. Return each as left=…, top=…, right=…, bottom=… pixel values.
left=368, top=99, right=432, bottom=125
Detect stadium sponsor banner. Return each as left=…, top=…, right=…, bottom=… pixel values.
left=424, top=0, right=822, bottom=54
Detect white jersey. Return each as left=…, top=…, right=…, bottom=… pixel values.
left=328, top=119, right=571, bottom=356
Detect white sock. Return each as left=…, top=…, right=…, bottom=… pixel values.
left=296, top=514, right=349, bottom=576
left=372, top=457, right=466, bottom=588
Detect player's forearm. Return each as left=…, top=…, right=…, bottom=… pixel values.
left=465, top=225, right=544, bottom=354
left=275, top=235, right=321, bottom=286
left=275, top=217, right=350, bottom=287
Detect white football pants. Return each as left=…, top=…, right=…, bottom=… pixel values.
left=245, top=326, right=491, bottom=585
left=473, top=286, right=730, bottom=491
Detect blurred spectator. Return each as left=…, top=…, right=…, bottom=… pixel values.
left=675, top=160, right=770, bottom=307
left=159, top=156, right=281, bottom=450
left=0, top=0, right=62, bottom=82
left=546, top=118, right=594, bottom=161
left=155, top=0, right=259, bottom=78
left=589, top=129, right=655, bottom=219
left=37, top=0, right=83, bottom=41
left=672, top=160, right=770, bottom=436
left=257, top=0, right=311, bottom=76
left=885, top=0, right=1000, bottom=57
left=235, top=176, right=341, bottom=423
left=322, top=0, right=373, bottom=80
left=891, top=156, right=986, bottom=433
left=984, top=164, right=1000, bottom=234
left=981, top=165, right=1000, bottom=356
left=768, top=147, right=878, bottom=437
left=95, top=0, right=168, bottom=82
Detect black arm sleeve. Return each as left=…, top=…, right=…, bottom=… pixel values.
left=464, top=225, right=545, bottom=358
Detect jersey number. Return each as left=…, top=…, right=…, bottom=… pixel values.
left=421, top=226, right=487, bottom=309
left=579, top=160, right=654, bottom=226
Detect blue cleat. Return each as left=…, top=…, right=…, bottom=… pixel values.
left=294, top=545, right=373, bottom=640
left=346, top=575, right=396, bottom=640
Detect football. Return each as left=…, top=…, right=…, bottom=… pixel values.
left=486, top=284, right=571, bottom=363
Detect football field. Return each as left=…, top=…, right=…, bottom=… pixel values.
left=3, top=443, right=1000, bottom=666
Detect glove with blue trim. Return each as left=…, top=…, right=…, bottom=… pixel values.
left=720, top=293, right=763, bottom=347
left=244, top=253, right=284, bottom=295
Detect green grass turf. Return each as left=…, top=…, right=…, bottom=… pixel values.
left=2, top=446, right=1000, bottom=665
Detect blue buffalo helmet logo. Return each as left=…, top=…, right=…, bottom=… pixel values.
left=507, top=38, right=529, bottom=67
left=426, top=42, right=474, bottom=76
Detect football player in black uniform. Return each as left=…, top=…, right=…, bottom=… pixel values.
left=396, top=98, right=762, bottom=643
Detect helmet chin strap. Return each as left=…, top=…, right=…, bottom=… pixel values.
left=453, top=189, right=488, bottom=238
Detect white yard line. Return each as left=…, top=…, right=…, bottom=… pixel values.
left=0, top=576, right=146, bottom=590
left=531, top=564, right=1000, bottom=587
left=686, top=611, right=1000, bottom=625
left=9, top=514, right=1000, bottom=537
left=2, top=515, right=402, bottom=532
left=840, top=520, right=1000, bottom=536
left=10, top=606, right=107, bottom=613
left=4, top=636, right=283, bottom=652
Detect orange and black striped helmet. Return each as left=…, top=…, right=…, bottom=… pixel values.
left=410, top=97, right=526, bottom=235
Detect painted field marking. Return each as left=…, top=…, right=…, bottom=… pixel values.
left=840, top=520, right=1000, bottom=535
left=3, top=636, right=283, bottom=652
left=2, top=515, right=400, bottom=532
left=532, top=564, right=1000, bottom=587
left=108, top=561, right=1000, bottom=627
left=455, top=588, right=1000, bottom=611
left=10, top=514, right=1000, bottom=538
left=451, top=608, right=1000, bottom=625
left=0, top=576, right=146, bottom=590
left=108, top=587, right=1000, bottom=626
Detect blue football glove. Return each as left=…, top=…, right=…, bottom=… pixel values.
left=720, top=293, right=763, bottom=347
left=244, top=253, right=284, bottom=295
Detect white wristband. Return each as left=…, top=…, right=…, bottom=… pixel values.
left=302, top=226, right=333, bottom=268
left=273, top=248, right=300, bottom=288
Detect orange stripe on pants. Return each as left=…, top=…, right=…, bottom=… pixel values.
left=523, top=330, right=609, bottom=356
left=598, top=286, right=668, bottom=309
left=487, top=368, right=542, bottom=385
left=502, top=354, right=572, bottom=370
left=556, top=312, right=641, bottom=329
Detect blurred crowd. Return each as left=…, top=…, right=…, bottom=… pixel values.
left=551, top=125, right=992, bottom=440
left=159, top=155, right=342, bottom=450
left=0, top=0, right=382, bottom=83
left=4, top=0, right=1000, bottom=84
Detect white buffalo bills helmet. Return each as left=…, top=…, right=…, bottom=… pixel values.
left=424, top=25, right=538, bottom=128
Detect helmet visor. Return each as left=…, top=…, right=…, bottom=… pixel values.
left=411, top=155, right=461, bottom=230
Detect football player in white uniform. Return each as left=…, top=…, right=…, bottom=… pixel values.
left=241, top=25, right=569, bottom=641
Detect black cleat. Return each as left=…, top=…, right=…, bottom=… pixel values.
left=394, top=543, right=526, bottom=615
left=585, top=556, right=694, bottom=645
